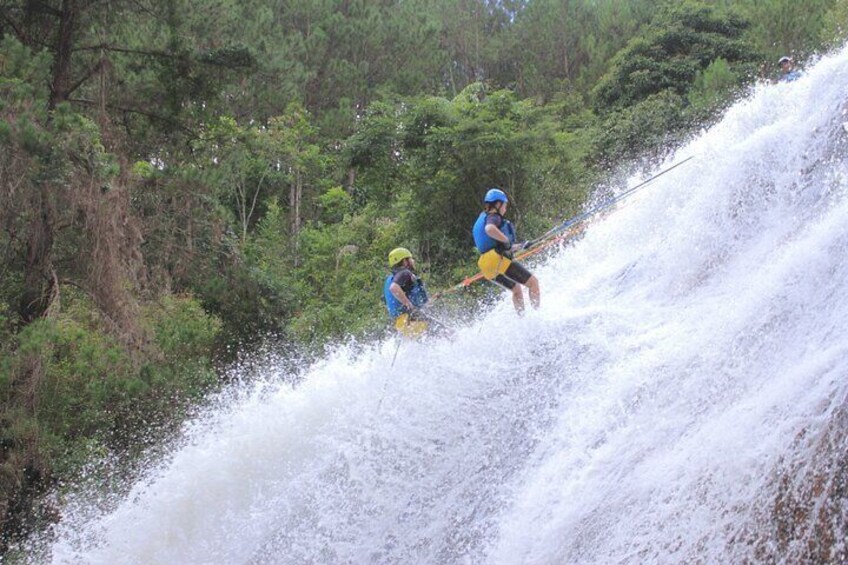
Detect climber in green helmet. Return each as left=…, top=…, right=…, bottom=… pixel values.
left=383, top=247, right=430, bottom=337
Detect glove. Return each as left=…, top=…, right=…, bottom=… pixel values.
left=407, top=306, right=427, bottom=321
left=404, top=304, right=422, bottom=317
left=496, top=240, right=511, bottom=253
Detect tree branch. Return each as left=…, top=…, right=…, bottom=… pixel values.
left=65, top=58, right=105, bottom=98
left=21, top=1, right=62, bottom=18
left=67, top=97, right=195, bottom=134
left=72, top=44, right=178, bottom=59
left=1, top=12, right=25, bottom=38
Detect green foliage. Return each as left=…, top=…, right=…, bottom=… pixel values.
left=0, top=291, right=220, bottom=545
left=592, top=1, right=760, bottom=160
left=145, top=294, right=221, bottom=363
left=2, top=316, right=130, bottom=441
left=317, top=186, right=354, bottom=224
left=498, top=0, right=656, bottom=99
left=403, top=86, right=559, bottom=263
left=688, top=57, right=739, bottom=112
left=344, top=100, right=411, bottom=206
left=820, top=1, right=848, bottom=48
left=131, top=160, right=158, bottom=179
left=197, top=44, right=256, bottom=69
left=240, top=197, right=297, bottom=338
left=52, top=105, right=121, bottom=179
left=0, top=292, right=219, bottom=447
left=592, top=2, right=755, bottom=110
left=0, top=36, right=52, bottom=111
left=288, top=208, right=400, bottom=344
left=0, top=37, right=54, bottom=161
left=596, top=89, right=689, bottom=163
left=519, top=96, right=598, bottom=234
left=731, top=0, right=836, bottom=60
left=136, top=294, right=221, bottom=422
left=191, top=253, right=284, bottom=346
left=0, top=313, right=135, bottom=533
left=192, top=115, right=281, bottom=242
left=175, top=105, right=334, bottom=347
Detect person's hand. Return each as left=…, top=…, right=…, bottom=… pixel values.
left=407, top=306, right=427, bottom=321
left=403, top=304, right=417, bottom=314
left=510, top=241, right=529, bottom=252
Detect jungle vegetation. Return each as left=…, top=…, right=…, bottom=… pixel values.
left=1, top=0, right=844, bottom=549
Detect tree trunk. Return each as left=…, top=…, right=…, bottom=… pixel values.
left=20, top=0, right=78, bottom=320
left=346, top=166, right=356, bottom=193
left=291, top=170, right=303, bottom=236
left=290, top=169, right=302, bottom=266
left=560, top=0, right=571, bottom=81
left=49, top=0, right=78, bottom=109
left=19, top=187, right=54, bottom=322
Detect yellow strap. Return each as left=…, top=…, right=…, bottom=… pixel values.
left=477, top=249, right=512, bottom=280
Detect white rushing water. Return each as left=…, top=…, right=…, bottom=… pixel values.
left=45, top=48, right=848, bottom=564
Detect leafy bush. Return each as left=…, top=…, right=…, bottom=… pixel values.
left=0, top=292, right=221, bottom=545
left=593, top=2, right=756, bottom=113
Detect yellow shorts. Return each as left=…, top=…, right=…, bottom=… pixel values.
left=394, top=313, right=429, bottom=338
left=477, top=249, right=512, bottom=280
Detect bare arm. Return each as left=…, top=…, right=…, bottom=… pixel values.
left=390, top=282, right=414, bottom=310
left=485, top=224, right=511, bottom=244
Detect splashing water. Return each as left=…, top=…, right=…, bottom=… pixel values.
left=44, top=48, right=848, bottom=564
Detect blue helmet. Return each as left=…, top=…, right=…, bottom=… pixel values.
left=484, top=188, right=508, bottom=204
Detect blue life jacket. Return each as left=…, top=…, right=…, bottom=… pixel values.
left=472, top=212, right=516, bottom=253
left=383, top=270, right=429, bottom=318
left=781, top=70, right=802, bottom=82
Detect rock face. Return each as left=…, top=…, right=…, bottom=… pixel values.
left=743, top=401, right=848, bottom=563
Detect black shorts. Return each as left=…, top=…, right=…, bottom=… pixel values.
left=494, top=260, right=533, bottom=290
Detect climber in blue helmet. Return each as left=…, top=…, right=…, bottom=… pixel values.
left=472, top=188, right=540, bottom=314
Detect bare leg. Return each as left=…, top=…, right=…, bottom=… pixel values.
left=511, top=285, right=525, bottom=314
left=526, top=275, right=540, bottom=309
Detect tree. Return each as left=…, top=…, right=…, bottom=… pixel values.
left=266, top=104, right=328, bottom=243
left=493, top=0, right=655, bottom=100
left=593, top=2, right=755, bottom=112
left=820, top=0, right=848, bottom=48
left=591, top=1, right=759, bottom=161
left=726, top=0, right=836, bottom=60
left=192, top=117, right=277, bottom=245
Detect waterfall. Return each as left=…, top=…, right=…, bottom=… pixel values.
left=46, top=47, right=848, bottom=564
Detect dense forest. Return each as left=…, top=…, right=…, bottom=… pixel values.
left=1, top=0, right=845, bottom=551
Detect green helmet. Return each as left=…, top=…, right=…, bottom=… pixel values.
left=388, top=247, right=413, bottom=267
